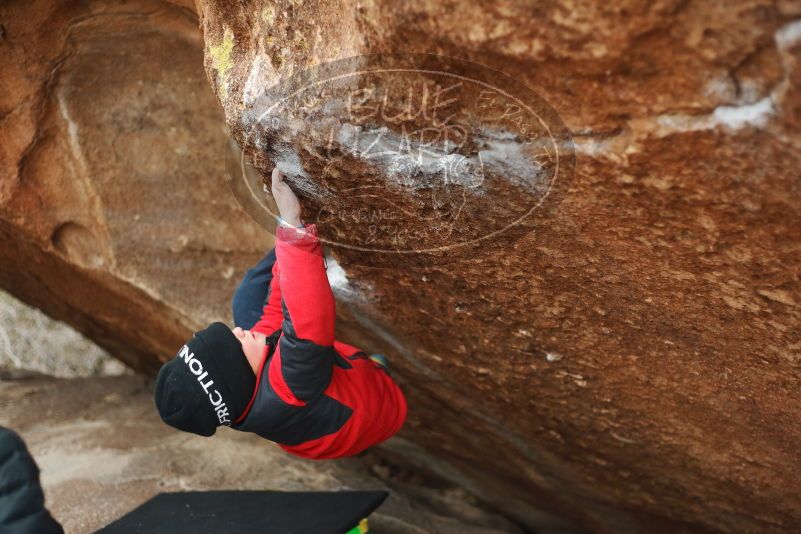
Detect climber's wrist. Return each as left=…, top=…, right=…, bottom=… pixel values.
left=277, top=215, right=304, bottom=229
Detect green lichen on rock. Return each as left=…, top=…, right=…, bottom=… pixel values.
left=261, top=6, right=275, bottom=25
left=209, top=28, right=234, bottom=98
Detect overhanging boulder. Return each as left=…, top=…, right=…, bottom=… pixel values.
left=1, top=0, right=800, bottom=531
left=196, top=0, right=801, bottom=530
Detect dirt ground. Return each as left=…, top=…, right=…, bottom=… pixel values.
left=0, top=374, right=519, bottom=533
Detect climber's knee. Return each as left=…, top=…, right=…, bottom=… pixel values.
left=369, top=354, right=391, bottom=376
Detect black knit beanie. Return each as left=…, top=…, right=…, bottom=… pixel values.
left=154, top=322, right=257, bottom=436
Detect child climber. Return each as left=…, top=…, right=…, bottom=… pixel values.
left=154, top=168, right=407, bottom=459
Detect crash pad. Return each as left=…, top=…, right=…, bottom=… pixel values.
left=96, top=490, right=388, bottom=534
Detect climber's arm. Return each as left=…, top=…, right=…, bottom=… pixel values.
left=250, top=260, right=283, bottom=336
left=266, top=168, right=335, bottom=402
left=250, top=168, right=302, bottom=337
left=271, top=224, right=336, bottom=401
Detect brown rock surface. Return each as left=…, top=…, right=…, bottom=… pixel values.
left=196, top=0, right=801, bottom=531
left=0, top=0, right=271, bottom=371
left=1, top=0, right=801, bottom=532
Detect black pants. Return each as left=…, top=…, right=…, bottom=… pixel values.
left=0, top=427, right=63, bottom=533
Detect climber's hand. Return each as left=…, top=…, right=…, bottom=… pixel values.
left=271, top=167, right=303, bottom=228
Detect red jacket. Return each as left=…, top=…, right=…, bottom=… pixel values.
left=232, top=224, right=407, bottom=459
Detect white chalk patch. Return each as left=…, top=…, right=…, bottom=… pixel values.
left=325, top=256, right=352, bottom=291
left=703, top=77, right=736, bottom=101
left=325, top=255, right=368, bottom=302
left=575, top=20, right=801, bottom=161
left=712, top=97, right=774, bottom=129
left=243, top=57, right=266, bottom=107
left=273, top=148, right=329, bottom=198
left=337, top=123, right=546, bottom=194
left=545, top=351, right=563, bottom=362
left=57, top=93, right=89, bottom=176
left=775, top=20, right=801, bottom=51
left=478, top=129, right=547, bottom=192
left=576, top=97, right=775, bottom=157
left=574, top=136, right=623, bottom=157
left=735, top=79, right=765, bottom=105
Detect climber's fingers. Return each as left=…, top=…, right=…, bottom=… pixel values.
left=271, top=167, right=286, bottom=189
left=270, top=167, right=303, bottom=227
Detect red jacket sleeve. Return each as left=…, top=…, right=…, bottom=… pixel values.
left=270, top=224, right=336, bottom=401
left=251, top=258, right=283, bottom=336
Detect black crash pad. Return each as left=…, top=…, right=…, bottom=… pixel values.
left=96, top=490, right=389, bottom=534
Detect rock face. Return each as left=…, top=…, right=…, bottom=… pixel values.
left=0, top=289, right=126, bottom=377
left=2, top=0, right=801, bottom=532
left=0, top=0, right=271, bottom=371
left=198, top=1, right=801, bottom=531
